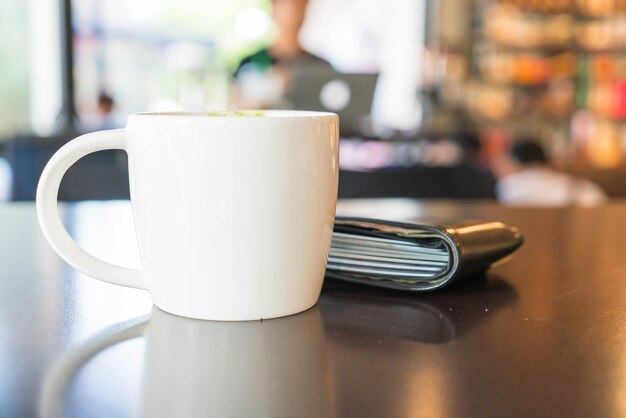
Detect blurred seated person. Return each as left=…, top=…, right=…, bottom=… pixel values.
left=234, top=0, right=331, bottom=109
left=79, top=92, right=120, bottom=132
left=96, top=93, right=116, bottom=129
left=495, top=139, right=607, bottom=207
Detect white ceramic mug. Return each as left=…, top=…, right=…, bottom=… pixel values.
left=36, top=111, right=339, bottom=320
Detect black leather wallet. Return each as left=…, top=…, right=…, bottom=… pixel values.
left=325, top=217, right=523, bottom=291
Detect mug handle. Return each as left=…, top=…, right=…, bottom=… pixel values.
left=36, top=129, right=146, bottom=290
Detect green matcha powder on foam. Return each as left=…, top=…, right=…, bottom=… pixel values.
left=207, top=111, right=265, bottom=117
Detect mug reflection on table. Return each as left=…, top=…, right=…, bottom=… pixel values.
left=40, top=306, right=336, bottom=418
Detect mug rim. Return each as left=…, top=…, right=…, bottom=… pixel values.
left=130, top=110, right=338, bottom=119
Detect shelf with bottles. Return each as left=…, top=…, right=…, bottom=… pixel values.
left=493, top=0, right=626, bottom=17
left=481, top=2, right=626, bottom=51
left=494, top=0, right=575, bottom=14
left=577, top=53, right=626, bottom=120
left=471, top=2, right=578, bottom=121
left=463, top=78, right=575, bottom=122
left=569, top=111, right=626, bottom=167
left=578, top=85, right=626, bottom=121
left=481, top=3, right=576, bottom=49
left=475, top=47, right=577, bottom=86
left=577, top=16, right=626, bottom=51
left=576, top=0, right=626, bottom=17
left=466, top=0, right=626, bottom=167
left=474, top=8, right=623, bottom=110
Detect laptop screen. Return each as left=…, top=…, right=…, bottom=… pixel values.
left=286, top=63, right=378, bottom=137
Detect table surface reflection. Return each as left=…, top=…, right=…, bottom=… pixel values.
left=2, top=199, right=626, bottom=418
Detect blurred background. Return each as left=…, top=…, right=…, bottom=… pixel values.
left=1, top=0, right=625, bottom=205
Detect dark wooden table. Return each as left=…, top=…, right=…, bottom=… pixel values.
left=2, top=199, right=626, bottom=418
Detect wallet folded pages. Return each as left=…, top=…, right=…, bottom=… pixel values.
left=326, top=217, right=523, bottom=291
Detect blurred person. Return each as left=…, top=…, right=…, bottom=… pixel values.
left=495, top=139, right=607, bottom=207
left=234, top=0, right=330, bottom=108
left=79, top=92, right=120, bottom=132
left=300, top=0, right=424, bottom=134
left=454, top=130, right=483, bottom=164
left=95, top=92, right=117, bottom=130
